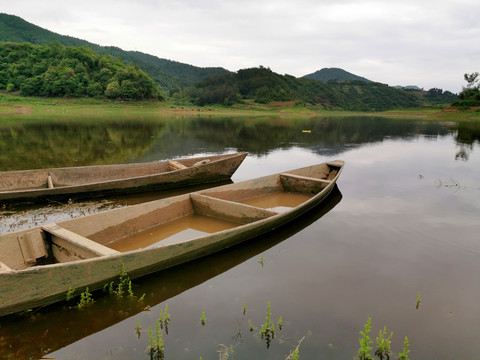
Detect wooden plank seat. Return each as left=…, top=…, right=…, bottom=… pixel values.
left=168, top=159, right=211, bottom=171
left=168, top=161, right=188, bottom=171
left=190, top=194, right=279, bottom=224
left=280, top=173, right=331, bottom=194
left=42, top=223, right=119, bottom=263
left=47, top=175, right=54, bottom=189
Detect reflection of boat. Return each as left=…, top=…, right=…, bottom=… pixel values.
left=0, top=186, right=342, bottom=360
left=0, top=160, right=344, bottom=317
left=0, top=152, right=247, bottom=203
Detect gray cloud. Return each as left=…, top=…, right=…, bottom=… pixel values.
left=2, top=0, right=479, bottom=92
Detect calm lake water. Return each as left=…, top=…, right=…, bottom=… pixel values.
left=1, top=115, right=479, bottom=359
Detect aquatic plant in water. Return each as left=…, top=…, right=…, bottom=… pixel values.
left=65, top=286, right=75, bottom=302
left=285, top=336, right=305, bottom=360
left=158, top=304, right=171, bottom=334
left=374, top=326, right=393, bottom=360
left=135, top=318, right=142, bottom=339
left=103, top=264, right=134, bottom=298
left=147, top=318, right=165, bottom=360
left=200, top=311, right=207, bottom=326
left=357, top=318, right=411, bottom=360
left=77, top=287, right=94, bottom=309
left=398, top=337, right=410, bottom=360
left=260, top=301, right=275, bottom=348
left=358, top=317, right=374, bottom=360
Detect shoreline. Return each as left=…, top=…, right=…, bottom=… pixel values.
left=1, top=93, right=479, bottom=121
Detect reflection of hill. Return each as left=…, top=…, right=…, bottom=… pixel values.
left=1, top=116, right=477, bottom=171
left=0, top=120, right=165, bottom=170
left=140, top=116, right=454, bottom=160
left=0, top=186, right=342, bottom=360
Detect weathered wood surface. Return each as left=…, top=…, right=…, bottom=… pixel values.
left=0, top=152, right=247, bottom=203
left=0, top=160, right=344, bottom=316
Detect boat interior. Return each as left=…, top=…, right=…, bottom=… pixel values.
left=0, top=162, right=342, bottom=272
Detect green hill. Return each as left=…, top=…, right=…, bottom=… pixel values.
left=0, top=41, right=159, bottom=99
left=303, top=68, right=372, bottom=83
left=0, top=13, right=458, bottom=110
left=0, top=13, right=231, bottom=92
left=188, top=66, right=422, bottom=111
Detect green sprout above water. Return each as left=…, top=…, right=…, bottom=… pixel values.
left=374, top=326, right=393, bottom=360
left=135, top=318, right=142, bottom=339
left=260, top=301, right=276, bottom=348
left=103, top=264, right=135, bottom=298
left=357, top=318, right=411, bottom=360
left=147, top=318, right=165, bottom=360
left=65, top=286, right=75, bottom=302
left=398, top=337, right=411, bottom=360
left=200, top=311, right=207, bottom=326
left=358, top=317, right=374, bottom=360
left=158, top=304, right=171, bottom=334
left=257, top=255, right=265, bottom=267
left=77, top=287, right=94, bottom=309
left=285, top=336, right=305, bottom=360
left=278, top=316, right=283, bottom=330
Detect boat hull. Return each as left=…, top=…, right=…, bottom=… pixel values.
left=0, top=152, right=247, bottom=203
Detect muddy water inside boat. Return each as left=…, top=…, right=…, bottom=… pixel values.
left=105, top=214, right=242, bottom=252
left=240, top=192, right=313, bottom=212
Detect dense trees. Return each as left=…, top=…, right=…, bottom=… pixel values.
left=0, top=13, right=231, bottom=93
left=458, top=72, right=480, bottom=102
left=450, top=72, right=480, bottom=109
left=189, top=66, right=422, bottom=111
left=424, top=88, right=457, bottom=104
left=0, top=42, right=161, bottom=99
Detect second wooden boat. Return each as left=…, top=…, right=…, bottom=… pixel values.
left=0, top=159, right=344, bottom=316
left=0, top=152, right=247, bottom=203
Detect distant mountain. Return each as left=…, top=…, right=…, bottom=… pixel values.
left=303, top=68, right=372, bottom=83
left=394, top=85, right=423, bottom=90
left=0, top=13, right=231, bottom=92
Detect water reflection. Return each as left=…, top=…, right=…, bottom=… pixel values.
left=1, top=114, right=480, bottom=359
left=1, top=116, right=479, bottom=171
left=0, top=187, right=342, bottom=360
left=455, top=121, right=480, bottom=160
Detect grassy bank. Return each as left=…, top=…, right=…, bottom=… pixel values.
left=1, top=92, right=479, bottom=121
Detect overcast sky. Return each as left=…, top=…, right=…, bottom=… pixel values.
left=2, top=0, right=479, bottom=92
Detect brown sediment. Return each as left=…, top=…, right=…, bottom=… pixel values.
left=0, top=105, right=33, bottom=115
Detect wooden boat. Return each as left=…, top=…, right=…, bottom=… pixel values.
left=0, top=160, right=344, bottom=316
left=0, top=188, right=343, bottom=357
left=0, top=152, right=248, bottom=203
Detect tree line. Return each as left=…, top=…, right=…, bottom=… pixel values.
left=185, top=66, right=426, bottom=111
left=0, top=42, right=161, bottom=100
left=0, top=40, right=465, bottom=111
left=452, top=72, right=480, bottom=109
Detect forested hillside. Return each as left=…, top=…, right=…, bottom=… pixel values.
left=188, top=67, right=422, bottom=111
left=0, top=42, right=159, bottom=99
left=0, top=13, right=459, bottom=110
left=0, top=13, right=231, bottom=92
